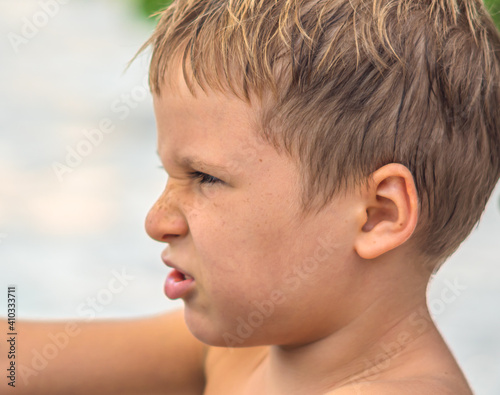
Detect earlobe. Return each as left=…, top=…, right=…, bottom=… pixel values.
left=354, top=164, right=419, bottom=260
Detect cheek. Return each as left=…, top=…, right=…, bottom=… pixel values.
left=186, top=212, right=356, bottom=346
left=189, top=204, right=292, bottom=297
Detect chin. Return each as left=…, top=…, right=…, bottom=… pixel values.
left=183, top=304, right=222, bottom=345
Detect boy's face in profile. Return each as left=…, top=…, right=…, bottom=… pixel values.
left=147, top=72, right=367, bottom=347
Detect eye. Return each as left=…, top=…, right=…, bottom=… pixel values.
left=188, top=171, right=223, bottom=185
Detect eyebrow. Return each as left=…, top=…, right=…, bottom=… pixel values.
left=156, top=151, right=228, bottom=171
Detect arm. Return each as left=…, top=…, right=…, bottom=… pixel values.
left=7, top=309, right=207, bottom=395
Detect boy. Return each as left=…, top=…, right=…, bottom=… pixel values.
left=8, top=0, right=500, bottom=393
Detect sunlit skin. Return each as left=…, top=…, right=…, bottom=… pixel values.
left=145, top=70, right=473, bottom=394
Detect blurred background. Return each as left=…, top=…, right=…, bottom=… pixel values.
left=0, top=0, right=499, bottom=394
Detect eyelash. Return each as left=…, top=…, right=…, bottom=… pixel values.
left=156, top=164, right=222, bottom=186
left=188, top=171, right=222, bottom=185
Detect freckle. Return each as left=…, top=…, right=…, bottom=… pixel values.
left=259, top=158, right=263, bottom=162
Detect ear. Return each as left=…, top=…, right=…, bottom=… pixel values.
left=354, top=163, right=419, bottom=260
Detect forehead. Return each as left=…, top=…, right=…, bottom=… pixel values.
left=153, top=78, right=258, bottom=145
left=155, top=61, right=253, bottom=122
left=152, top=69, right=283, bottom=173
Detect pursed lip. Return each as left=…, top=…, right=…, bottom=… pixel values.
left=162, top=256, right=196, bottom=300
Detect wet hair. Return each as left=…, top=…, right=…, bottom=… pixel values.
left=139, top=0, right=500, bottom=266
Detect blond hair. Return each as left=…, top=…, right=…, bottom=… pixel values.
left=140, top=0, right=500, bottom=265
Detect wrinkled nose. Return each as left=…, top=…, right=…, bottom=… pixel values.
left=145, top=185, right=188, bottom=243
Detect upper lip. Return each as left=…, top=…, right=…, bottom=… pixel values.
left=161, top=256, right=194, bottom=279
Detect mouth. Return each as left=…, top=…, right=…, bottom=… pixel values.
left=164, top=268, right=195, bottom=300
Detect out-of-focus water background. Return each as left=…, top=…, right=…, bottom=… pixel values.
left=0, top=1, right=499, bottom=394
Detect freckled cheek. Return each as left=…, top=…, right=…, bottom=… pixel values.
left=191, top=220, right=279, bottom=293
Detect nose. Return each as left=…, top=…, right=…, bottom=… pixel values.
left=145, top=183, right=189, bottom=243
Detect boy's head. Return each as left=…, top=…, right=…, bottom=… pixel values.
left=148, top=69, right=423, bottom=347
left=143, top=0, right=500, bottom=269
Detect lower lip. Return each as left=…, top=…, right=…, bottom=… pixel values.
left=164, top=269, right=195, bottom=299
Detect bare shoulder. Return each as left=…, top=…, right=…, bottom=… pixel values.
left=203, top=345, right=269, bottom=394
left=205, top=344, right=268, bottom=373
left=327, top=322, right=475, bottom=395
left=146, top=309, right=209, bottom=366
left=325, top=332, right=473, bottom=395
left=326, top=377, right=472, bottom=395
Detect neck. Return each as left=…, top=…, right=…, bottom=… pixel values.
left=251, top=269, right=437, bottom=394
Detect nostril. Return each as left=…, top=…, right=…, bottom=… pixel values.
left=163, top=234, right=181, bottom=242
